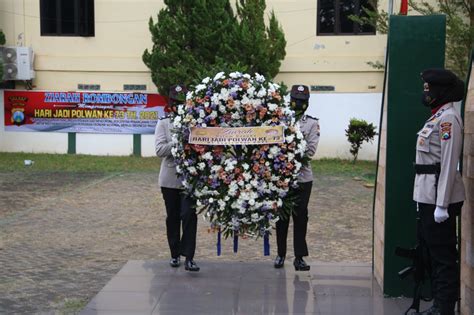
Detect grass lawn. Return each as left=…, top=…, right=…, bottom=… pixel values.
left=0, top=153, right=377, bottom=182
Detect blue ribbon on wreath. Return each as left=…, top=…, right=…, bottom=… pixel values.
left=217, top=228, right=221, bottom=256
left=264, top=232, right=270, bottom=256
left=233, top=232, right=238, bottom=253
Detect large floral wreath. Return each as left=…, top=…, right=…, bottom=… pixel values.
left=171, top=72, right=307, bottom=238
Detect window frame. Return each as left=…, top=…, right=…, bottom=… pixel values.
left=316, top=0, right=376, bottom=36
left=40, top=0, right=95, bottom=37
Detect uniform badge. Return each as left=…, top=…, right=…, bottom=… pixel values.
left=440, top=122, right=452, bottom=141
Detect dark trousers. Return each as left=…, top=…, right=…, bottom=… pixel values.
left=418, top=202, right=463, bottom=315
left=161, top=187, right=197, bottom=260
left=276, top=181, right=312, bottom=257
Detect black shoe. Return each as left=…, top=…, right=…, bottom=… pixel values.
left=294, top=257, right=310, bottom=271
left=169, top=257, right=180, bottom=268
left=184, top=259, right=200, bottom=272
left=274, top=256, right=285, bottom=268
left=416, top=305, right=440, bottom=315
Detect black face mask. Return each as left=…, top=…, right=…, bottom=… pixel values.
left=421, top=90, right=436, bottom=107
left=291, top=99, right=308, bottom=119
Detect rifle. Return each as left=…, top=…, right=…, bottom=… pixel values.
left=395, top=211, right=432, bottom=315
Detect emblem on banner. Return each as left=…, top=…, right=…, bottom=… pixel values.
left=9, top=96, right=28, bottom=125
left=11, top=108, right=25, bottom=125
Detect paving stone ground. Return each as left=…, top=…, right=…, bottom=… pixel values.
left=0, top=171, right=373, bottom=314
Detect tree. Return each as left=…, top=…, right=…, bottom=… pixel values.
left=236, top=0, right=286, bottom=78
left=350, top=0, right=473, bottom=79
left=143, top=0, right=286, bottom=94
left=408, top=0, right=473, bottom=79
left=345, top=118, right=377, bottom=163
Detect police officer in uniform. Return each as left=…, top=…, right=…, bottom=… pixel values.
left=155, top=84, right=199, bottom=272
left=414, top=69, right=465, bottom=315
left=274, top=84, right=320, bottom=271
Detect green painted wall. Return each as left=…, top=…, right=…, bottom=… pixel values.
left=383, top=15, right=446, bottom=296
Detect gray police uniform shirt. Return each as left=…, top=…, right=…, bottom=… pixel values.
left=154, top=116, right=183, bottom=189
left=413, top=103, right=465, bottom=207
left=298, top=115, right=320, bottom=183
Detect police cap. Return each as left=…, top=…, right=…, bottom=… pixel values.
left=168, top=84, right=188, bottom=104
left=290, top=85, right=310, bottom=101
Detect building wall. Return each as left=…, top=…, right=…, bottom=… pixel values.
left=373, top=89, right=387, bottom=289
left=461, top=63, right=474, bottom=315
left=0, top=0, right=390, bottom=157
left=0, top=0, right=390, bottom=91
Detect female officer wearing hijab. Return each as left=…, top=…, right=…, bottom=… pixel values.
left=155, top=84, right=199, bottom=272
left=414, top=69, right=465, bottom=315
left=274, top=85, right=320, bottom=271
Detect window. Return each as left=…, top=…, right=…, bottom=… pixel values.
left=317, top=0, right=376, bottom=35
left=40, top=0, right=94, bottom=37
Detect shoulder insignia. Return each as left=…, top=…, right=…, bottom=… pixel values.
left=440, top=122, right=452, bottom=141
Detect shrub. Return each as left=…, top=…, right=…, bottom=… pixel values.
left=345, top=118, right=377, bottom=163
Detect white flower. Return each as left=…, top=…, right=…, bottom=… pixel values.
left=241, top=96, right=250, bottom=105
left=269, top=146, right=279, bottom=156
left=251, top=213, right=259, bottom=222
left=195, top=84, right=206, bottom=92
left=268, top=103, right=277, bottom=111
left=218, top=200, right=226, bottom=211
left=202, top=77, right=211, bottom=84
left=229, top=72, right=241, bottom=78
left=255, top=73, right=265, bottom=82
left=219, top=105, right=226, bottom=113
left=214, top=72, right=225, bottom=81
left=197, top=162, right=206, bottom=170
left=202, top=152, right=213, bottom=160
left=242, top=163, right=249, bottom=170
left=285, top=134, right=295, bottom=143
left=247, top=86, right=256, bottom=96
left=199, top=110, right=205, bottom=118
left=257, top=88, right=267, bottom=98
left=209, top=198, right=214, bottom=203
left=219, top=88, right=230, bottom=100
left=249, top=199, right=255, bottom=206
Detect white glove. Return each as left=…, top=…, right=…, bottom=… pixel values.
left=434, top=206, right=449, bottom=223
